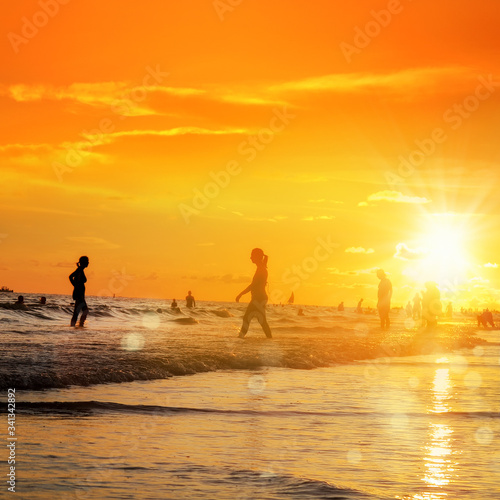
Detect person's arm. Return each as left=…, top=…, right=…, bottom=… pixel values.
left=193, top=298, right=196, bottom=307
left=69, top=268, right=78, bottom=286
left=236, top=284, right=252, bottom=302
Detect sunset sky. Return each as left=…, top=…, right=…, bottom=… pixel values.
left=1, top=0, right=500, bottom=307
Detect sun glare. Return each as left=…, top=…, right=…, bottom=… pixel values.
left=404, top=217, right=471, bottom=288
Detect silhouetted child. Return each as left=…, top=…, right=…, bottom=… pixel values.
left=236, top=248, right=272, bottom=338
left=69, top=256, right=89, bottom=327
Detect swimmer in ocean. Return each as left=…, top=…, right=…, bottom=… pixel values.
left=69, top=256, right=89, bottom=327
left=236, top=248, right=272, bottom=338
left=185, top=291, right=195, bottom=308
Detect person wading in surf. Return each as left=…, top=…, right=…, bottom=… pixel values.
left=236, top=248, right=272, bottom=338
left=69, top=255, right=89, bottom=327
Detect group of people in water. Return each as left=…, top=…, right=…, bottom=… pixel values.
left=66, top=249, right=273, bottom=337
left=171, top=291, right=196, bottom=311
left=5, top=250, right=488, bottom=336
left=2, top=251, right=495, bottom=335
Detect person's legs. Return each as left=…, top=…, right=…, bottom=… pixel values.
left=79, top=302, right=88, bottom=327
left=378, top=305, right=386, bottom=328
left=71, top=299, right=84, bottom=326
left=239, top=301, right=272, bottom=338
left=239, top=303, right=255, bottom=338
left=256, top=310, right=272, bottom=338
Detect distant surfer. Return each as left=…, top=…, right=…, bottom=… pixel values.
left=337, top=301, right=344, bottom=311
left=376, top=269, right=392, bottom=329
left=236, top=248, right=272, bottom=338
left=185, top=291, right=196, bottom=308
left=171, top=299, right=178, bottom=309
left=69, top=256, right=89, bottom=327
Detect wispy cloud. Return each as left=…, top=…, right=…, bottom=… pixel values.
left=83, top=127, right=248, bottom=146
left=483, top=263, right=498, bottom=268
left=3, top=82, right=208, bottom=116
left=359, top=190, right=431, bottom=206
left=273, top=66, right=472, bottom=94
left=345, top=247, right=374, bottom=254
left=394, top=243, right=427, bottom=261
left=66, top=236, right=120, bottom=249
left=301, top=215, right=336, bottom=221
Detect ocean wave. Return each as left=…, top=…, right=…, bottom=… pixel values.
left=0, top=294, right=487, bottom=391
left=16, top=401, right=499, bottom=422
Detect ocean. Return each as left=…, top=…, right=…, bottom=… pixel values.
left=1, top=294, right=498, bottom=499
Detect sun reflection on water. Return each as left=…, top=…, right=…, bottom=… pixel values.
left=413, top=359, right=457, bottom=500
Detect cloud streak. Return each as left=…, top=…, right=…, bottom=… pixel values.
left=359, top=190, right=431, bottom=206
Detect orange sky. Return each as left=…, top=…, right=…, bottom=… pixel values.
left=1, top=0, right=500, bottom=307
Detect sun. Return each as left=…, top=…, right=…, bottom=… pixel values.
left=403, top=216, right=472, bottom=288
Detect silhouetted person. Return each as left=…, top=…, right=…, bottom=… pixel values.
left=377, top=269, right=392, bottom=329
left=477, top=309, right=495, bottom=328
left=445, top=301, right=453, bottom=318
left=171, top=299, right=178, bottom=309
left=356, top=298, right=363, bottom=314
left=185, top=291, right=195, bottom=308
left=405, top=301, right=413, bottom=318
left=69, top=256, right=89, bottom=327
left=337, top=301, right=344, bottom=311
left=412, top=293, right=422, bottom=320
left=298, top=308, right=304, bottom=316
left=11, top=295, right=27, bottom=310
left=236, top=248, right=272, bottom=338
left=39, top=296, right=46, bottom=305
left=422, top=282, right=442, bottom=328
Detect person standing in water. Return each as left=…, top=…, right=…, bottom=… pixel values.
left=69, top=256, right=89, bottom=327
left=236, top=248, right=272, bottom=338
left=185, top=291, right=196, bottom=308
left=376, top=269, right=392, bottom=329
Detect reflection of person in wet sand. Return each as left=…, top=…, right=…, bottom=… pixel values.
left=69, top=256, right=89, bottom=327
left=236, top=248, right=272, bottom=338
left=377, top=269, right=392, bottom=329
